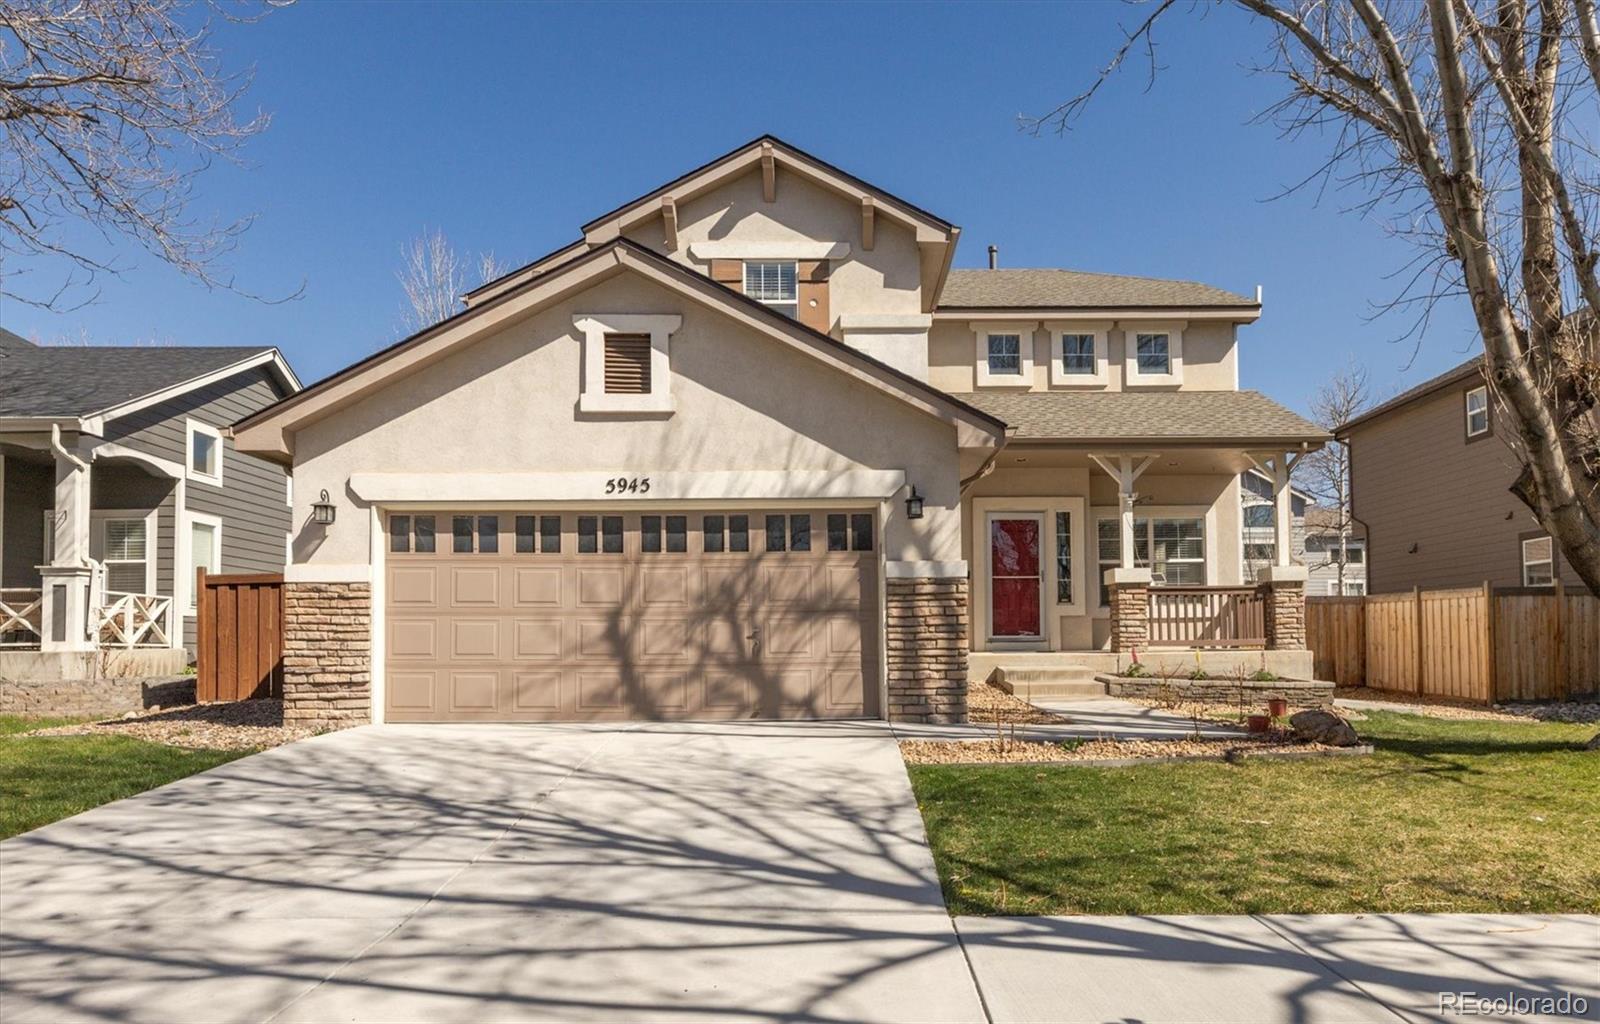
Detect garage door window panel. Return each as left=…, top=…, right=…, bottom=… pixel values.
left=766, top=515, right=786, bottom=552
left=851, top=514, right=874, bottom=551
left=414, top=516, right=436, bottom=553
left=790, top=515, right=811, bottom=552
left=390, top=515, right=412, bottom=554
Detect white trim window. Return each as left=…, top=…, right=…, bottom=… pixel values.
left=743, top=261, right=798, bottom=319
left=186, top=419, right=224, bottom=486
left=972, top=321, right=1038, bottom=387
left=100, top=517, right=152, bottom=594
left=1465, top=385, right=1490, bottom=437
left=188, top=512, right=223, bottom=610
left=1122, top=321, right=1185, bottom=386
left=573, top=313, right=681, bottom=415
left=1046, top=321, right=1110, bottom=386
left=1522, top=535, right=1555, bottom=586
left=1343, top=580, right=1367, bottom=596
left=1095, top=510, right=1207, bottom=605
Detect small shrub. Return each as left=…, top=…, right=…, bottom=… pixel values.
left=1189, top=668, right=1209, bottom=681
left=1059, top=738, right=1085, bottom=753
left=1124, top=662, right=1149, bottom=678
left=1250, top=669, right=1279, bottom=682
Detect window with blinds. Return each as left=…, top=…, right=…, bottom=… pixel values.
left=103, top=519, right=148, bottom=594
left=743, top=261, right=798, bottom=319
left=603, top=333, right=652, bottom=394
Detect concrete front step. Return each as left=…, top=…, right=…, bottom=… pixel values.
left=987, top=667, right=1110, bottom=700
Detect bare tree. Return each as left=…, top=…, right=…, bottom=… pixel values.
left=1298, top=362, right=1370, bottom=593
left=0, top=0, right=291, bottom=309
left=1030, top=0, right=1600, bottom=596
left=396, top=228, right=504, bottom=334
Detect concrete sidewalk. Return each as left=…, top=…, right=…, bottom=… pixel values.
left=958, top=913, right=1599, bottom=1023
left=891, top=697, right=1247, bottom=743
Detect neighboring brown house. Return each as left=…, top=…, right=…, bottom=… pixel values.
left=1338, top=357, right=1584, bottom=593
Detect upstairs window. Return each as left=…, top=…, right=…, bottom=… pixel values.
left=1522, top=536, right=1554, bottom=586
left=986, top=334, right=1022, bottom=374
left=744, top=261, right=798, bottom=319
left=1135, top=333, right=1170, bottom=375
left=1465, top=385, right=1490, bottom=438
left=186, top=420, right=224, bottom=486
left=603, top=334, right=652, bottom=394
left=1243, top=504, right=1275, bottom=528
left=1060, top=335, right=1096, bottom=375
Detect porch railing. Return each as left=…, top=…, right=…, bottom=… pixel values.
left=95, top=592, right=174, bottom=649
left=0, top=588, right=44, bottom=648
left=1148, top=586, right=1266, bottom=648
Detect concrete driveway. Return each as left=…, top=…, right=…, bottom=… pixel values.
left=4, top=723, right=1595, bottom=1024
left=0, top=721, right=985, bottom=1023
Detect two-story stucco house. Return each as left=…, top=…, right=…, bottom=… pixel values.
left=233, top=136, right=1327, bottom=726
left=0, top=330, right=300, bottom=677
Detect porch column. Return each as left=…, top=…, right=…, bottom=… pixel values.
left=1089, top=453, right=1157, bottom=654
left=1272, top=452, right=1293, bottom=567
left=38, top=427, right=95, bottom=652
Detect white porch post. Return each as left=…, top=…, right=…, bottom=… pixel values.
left=38, top=426, right=95, bottom=652
left=1090, top=452, right=1158, bottom=653
left=1273, top=453, right=1293, bottom=568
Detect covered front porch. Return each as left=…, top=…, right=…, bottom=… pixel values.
left=1, top=425, right=184, bottom=664
left=962, top=440, right=1313, bottom=662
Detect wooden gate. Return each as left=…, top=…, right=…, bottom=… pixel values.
left=196, top=570, right=284, bottom=702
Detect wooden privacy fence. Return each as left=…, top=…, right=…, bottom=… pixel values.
left=1148, top=587, right=1265, bottom=648
left=1306, top=583, right=1599, bottom=703
left=196, top=570, right=284, bottom=702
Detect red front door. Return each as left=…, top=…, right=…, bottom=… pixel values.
left=990, top=516, right=1042, bottom=638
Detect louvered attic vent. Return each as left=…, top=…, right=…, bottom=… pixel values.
left=603, top=333, right=651, bottom=394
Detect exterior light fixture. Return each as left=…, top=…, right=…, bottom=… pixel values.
left=905, top=486, right=925, bottom=520
left=312, top=489, right=336, bottom=526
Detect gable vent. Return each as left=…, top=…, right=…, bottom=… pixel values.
left=603, top=333, right=652, bottom=394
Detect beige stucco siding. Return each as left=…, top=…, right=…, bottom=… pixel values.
left=626, top=166, right=925, bottom=324
left=288, top=271, right=962, bottom=569
left=928, top=319, right=1239, bottom=393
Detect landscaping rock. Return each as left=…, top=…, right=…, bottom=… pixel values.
left=1585, top=732, right=1599, bottom=751
left=1289, top=708, right=1360, bottom=747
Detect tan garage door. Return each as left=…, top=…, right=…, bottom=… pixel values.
left=383, top=510, right=879, bottom=721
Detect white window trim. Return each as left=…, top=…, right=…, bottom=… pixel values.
left=184, top=509, right=223, bottom=613
left=973, top=321, right=1037, bottom=388
left=742, top=260, right=800, bottom=318
left=1122, top=321, right=1186, bottom=387
left=573, top=314, right=681, bottom=415
left=1521, top=535, right=1555, bottom=586
left=92, top=508, right=159, bottom=596
left=1046, top=321, right=1110, bottom=387
left=1465, top=385, right=1490, bottom=437
left=186, top=419, right=225, bottom=487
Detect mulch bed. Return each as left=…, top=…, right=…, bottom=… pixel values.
left=967, top=681, right=1072, bottom=725
left=23, top=700, right=331, bottom=751
left=900, top=731, right=1346, bottom=765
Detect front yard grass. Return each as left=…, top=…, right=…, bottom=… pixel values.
left=909, top=710, right=1600, bottom=916
left=0, top=715, right=250, bottom=839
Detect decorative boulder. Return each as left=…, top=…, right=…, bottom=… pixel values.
left=1585, top=733, right=1599, bottom=751
left=1289, top=708, right=1360, bottom=747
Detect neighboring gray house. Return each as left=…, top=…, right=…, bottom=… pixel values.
left=0, top=330, right=300, bottom=667
left=1240, top=469, right=1366, bottom=595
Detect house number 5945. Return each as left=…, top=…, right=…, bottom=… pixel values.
left=604, top=476, right=650, bottom=495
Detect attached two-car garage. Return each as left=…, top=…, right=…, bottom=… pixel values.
left=383, top=509, right=880, bottom=721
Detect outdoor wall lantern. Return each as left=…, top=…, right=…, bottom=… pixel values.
left=905, top=485, right=925, bottom=520
left=312, top=489, right=337, bottom=526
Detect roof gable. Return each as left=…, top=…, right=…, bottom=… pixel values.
left=234, top=239, right=1005, bottom=462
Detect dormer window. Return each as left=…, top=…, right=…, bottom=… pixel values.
left=986, top=334, right=1022, bottom=375
left=744, top=261, right=798, bottom=319
left=574, top=314, right=681, bottom=414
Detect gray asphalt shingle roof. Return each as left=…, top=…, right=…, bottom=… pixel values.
left=962, top=389, right=1328, bottom=444
left=0, top=328, right=281, bottom=417
left=939, top=269, right=1257, bottom=309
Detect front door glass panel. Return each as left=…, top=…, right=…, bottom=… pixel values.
left=990, top=517, right=1042, bottom=637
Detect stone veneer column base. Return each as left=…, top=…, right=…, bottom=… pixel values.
left=1261, top=579, right=1307, bottom=650
left=1106, top=569, right=1152, bottom=653
left=885, top=577, right=969, bottom=724
left=283, top=582, right=372, bottom=726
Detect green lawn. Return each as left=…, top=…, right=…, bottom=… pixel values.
left=909, top=711, right=1600, bottom=916
left=0, top=716, right=250, bottom=839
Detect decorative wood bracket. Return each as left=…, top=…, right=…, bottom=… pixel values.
left=861, top=197, right=876, bottom=251
left=761, top=141, right=776, bottom=202
left=661, top=196, right=678, bottom=251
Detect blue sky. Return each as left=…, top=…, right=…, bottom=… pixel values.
left=1, top=0, right=1484, bottom=415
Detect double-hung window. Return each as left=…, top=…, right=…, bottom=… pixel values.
left=744, top=261, right=798, bottom=319
left=1465, top=385, right=1489, bottom=438
left=1135, top=333, right=1170, bottom=375
left=1060, top=334, right=1096, bottom=375
left=1522, top=536, right=1554, bottom=585
left=1097, top=513, right=1206, bottom=603
left=102, top=519, right=149, bottom=594
left=186, top=420, right=223, bottom=486
left=986, top=334, right=1022, bottom=375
